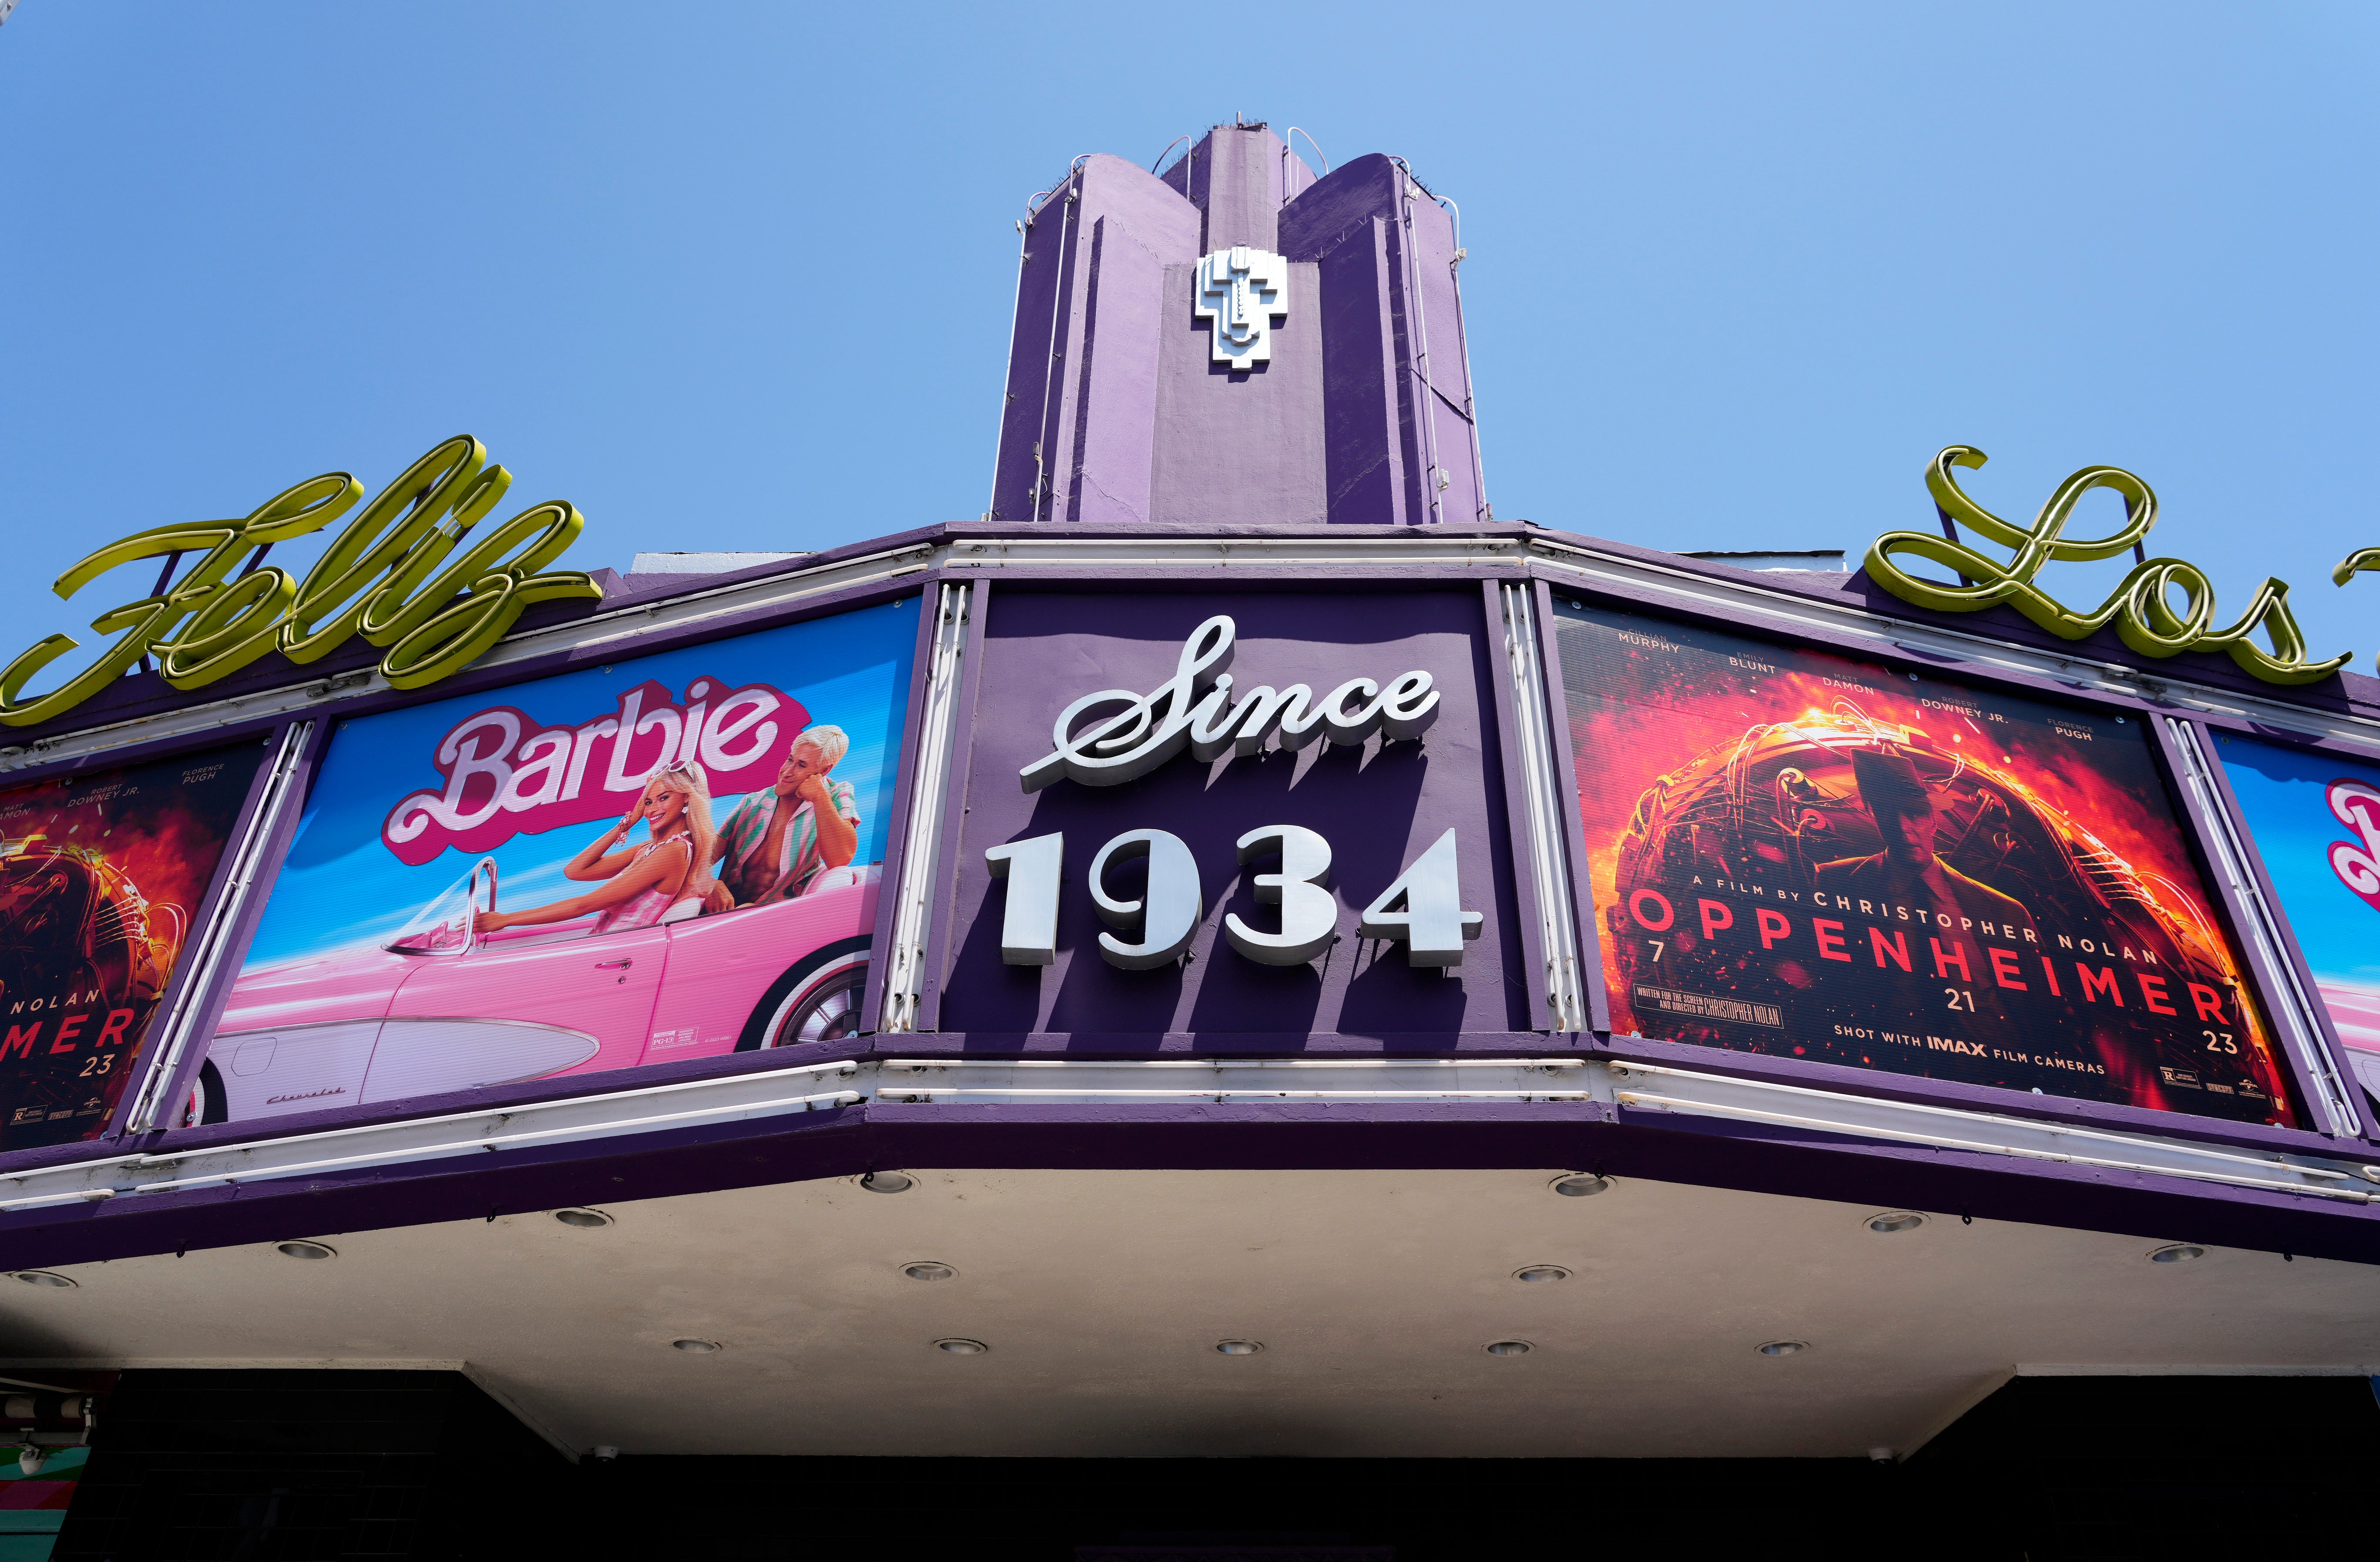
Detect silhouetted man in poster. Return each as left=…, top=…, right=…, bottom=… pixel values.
left=1815, top=746, right=2038, bottom=939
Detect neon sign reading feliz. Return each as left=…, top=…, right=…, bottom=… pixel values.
left=0, top=436, right=604, bottom=728
left=1864, top=446, right=2373, bottom=688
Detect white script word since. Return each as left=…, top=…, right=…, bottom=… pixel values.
left=1019, top=615, right=1441, bottom=793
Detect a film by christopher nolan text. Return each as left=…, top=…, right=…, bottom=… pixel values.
left=0, top=743, right=263, bottom=1151
left=1550, top=601, right=2294, bottom=1127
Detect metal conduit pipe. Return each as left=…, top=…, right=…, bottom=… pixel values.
left=1437, top=194, right=1490, bottom=518
left=1280, top=127, right=1328, bottom=202
left=1010, top=155, right=1094, bottom=523
left=1029, top=180, right=1078, bottom=521
left=1388, top=157, right=1444, bottom=524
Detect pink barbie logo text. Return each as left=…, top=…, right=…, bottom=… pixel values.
left=2326, top=779, right=2380, bottom=915
left=381, top=677, right=809, bottom=865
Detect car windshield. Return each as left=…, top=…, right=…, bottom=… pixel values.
left=386, top=861, right=489, bottom=954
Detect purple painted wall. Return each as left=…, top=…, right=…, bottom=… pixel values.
left=1149, top=258, right=1327, bottom=526
left=1160, top=120, right=1317, bottom=252
left=1278, top=155, right=1483, bottom=529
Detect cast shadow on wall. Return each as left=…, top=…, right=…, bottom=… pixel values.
left=942, top=735, right=1487, bottom=1045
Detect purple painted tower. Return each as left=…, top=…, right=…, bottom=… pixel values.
left=988, top=122, right=1488, bottom=528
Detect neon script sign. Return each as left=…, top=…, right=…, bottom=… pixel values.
left=1020, top=615, right=1442, bottom=792
left=382, top=674, right=806, bottom=866
left=1864, top=446, right=2349, bottom=686
left=0, top=436, right=604, bottom=728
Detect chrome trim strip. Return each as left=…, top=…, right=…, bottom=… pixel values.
left=1497, top=581, right=1587, bottom=1031
left=878, top=582, right=972, bottom=1032
left=1604, top=1058, right=2373, bottom=1199
left=6, top=1055, right=2374, bottom=1215
left=1613, top=1087, right=2373, bottom=1202
left=2160, top=715, right=2360, bottom=1135
left=123, top=721, right=316, bottom=1133
left=2, top=1061, right=868, bottom=1212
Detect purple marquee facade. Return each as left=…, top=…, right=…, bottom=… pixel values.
left=3, top=126, right=2378, bottom=1262
left=6, top=128, right=2380, bottom=1539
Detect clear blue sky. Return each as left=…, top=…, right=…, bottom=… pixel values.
left=3, top=3, right=2376, bottom=688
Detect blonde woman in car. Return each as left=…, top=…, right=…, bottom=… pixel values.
left=478, top=761, right=719, bottom=934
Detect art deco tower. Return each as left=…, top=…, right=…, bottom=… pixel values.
left=988, top=122, right=1486, bottom=529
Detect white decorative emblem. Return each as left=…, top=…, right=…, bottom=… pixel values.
left=1193, top=246, right=1289, bottom=367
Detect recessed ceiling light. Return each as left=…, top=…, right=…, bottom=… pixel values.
left=861, top=1171, right=915, bottom=1194
left=554, top=1208, right=613, bottom=1229
left=274, top=1241, right=335, bottom=1261
left=1756, top=1340, right=1808, bottom=1357
left=936, top=1338, right=988, bottom=1355
left=1214, top=1340, right=1263, bottom=1356
left=2150, top=1244, right=2206, bottom=1264
left=903, top=1262, right=956, bottom=1282
left=1484, top=1340, right=1533, bottom=1356
left=1866, top=1212, right=1925, bottom=1235
left=1550, top=1174, right=1611, bottom=1198
left=8, top=1272, right=73, bottom=1290
left=1513, top=1265, right=1571, bottom=1283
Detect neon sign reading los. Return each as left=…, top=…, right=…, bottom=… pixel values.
left=1864, top=446, right=2350, bottom=686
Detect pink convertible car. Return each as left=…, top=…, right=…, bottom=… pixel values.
left=190, top=861, right=879, bottom=1124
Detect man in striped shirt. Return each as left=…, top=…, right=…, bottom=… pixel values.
left=712, top=725, right=859, bottom=908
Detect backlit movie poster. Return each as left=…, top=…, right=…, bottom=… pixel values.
left=1550, top=602, right=2294, bottom=1126
left=211, top=599, right=915, bottom=1125
left=0, top=744, right=263, bottom=1150
left=2215, top=731, right=2380, bottom=1111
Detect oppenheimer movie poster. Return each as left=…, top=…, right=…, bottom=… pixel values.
left=0, top=743, right=262, bottom=1150
left=1550, top=602, right=2294, bottom=1126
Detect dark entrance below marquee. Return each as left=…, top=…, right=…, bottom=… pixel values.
left=46, top=1370, right=2380, bottom=1561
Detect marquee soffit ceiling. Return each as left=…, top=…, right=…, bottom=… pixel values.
left=5, top=1167, right=2373, bottom=1461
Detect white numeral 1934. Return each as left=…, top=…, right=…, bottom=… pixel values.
left=986, top=826, right=1481, bottom=972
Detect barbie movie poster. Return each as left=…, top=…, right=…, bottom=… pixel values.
left=2214, top=731, right=2380, bottom=1110
left=0, top=744, right=263, bottom=1151
left=213, top=598, right=916, bottom=1125
left=1551, top=602, right=2294, bottom=1126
